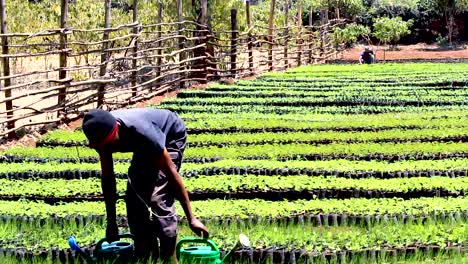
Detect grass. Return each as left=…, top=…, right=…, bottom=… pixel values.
left=0, top=250, right=466, bottom=263
left=2, top=63, right=467, bottom=264
left=0, top=219, right=465, bottom=254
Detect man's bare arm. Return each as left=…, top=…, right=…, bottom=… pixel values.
left=155, top=148, right=209, bottom=238
left=99, top=151, right=119, bottom=240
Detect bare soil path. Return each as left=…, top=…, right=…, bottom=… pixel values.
left=335, top=43, right=468, bottom=62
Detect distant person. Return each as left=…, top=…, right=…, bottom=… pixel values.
left=359, top=46, right=374, bottom=64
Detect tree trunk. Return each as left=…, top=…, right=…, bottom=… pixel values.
left=246, top=1, right=254, bottom=74
left=176, top=0, right=185, bottom=88
left=283, top=1, right=289, bottom=69
left=0, top=0, right=16, bottom=138
left=98, top=0, right=111, bottom=108
left=230, top=9, right=237, bottom=77
left=192, top=0, right=210, bottom=83
left=308, top=7, right=313, bottom=64
left=319, top=8, right=328, bottom=57
left=446, top=0, right=455, bottom=46
left=267, top=0, right=276, bottom=71
left=296, top=1, right=302, bottom=66
left=131, top=0, right=138, bottom=98
left=58, top=0, right=68, bottom=116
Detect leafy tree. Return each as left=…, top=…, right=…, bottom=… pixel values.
left=373, top=16, right=413, bottom=46
left=424, top=0, right=468, bottom=45
left=369, top=0, right=420, bottom=17
left=302, top=0, right=365, bottom=19
left=331, top=23, right=370, bottom=47
left=373, top=16, right=413, bottom=60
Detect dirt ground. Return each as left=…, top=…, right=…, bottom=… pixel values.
left=338, top=43, right=468, bottom=61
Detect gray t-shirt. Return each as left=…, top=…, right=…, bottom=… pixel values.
left=111, top=109, right=186, bottom=222
left=110, top=108, right=186, bottom=174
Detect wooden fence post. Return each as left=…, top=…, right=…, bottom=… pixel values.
left=319, top=8, right=328, bottom=58
left=283, top=1, right=289, bottom=69
left=58, top=0, right=68, bottom=116
left=202, top=0, right=208, bottom=82
left=245, top=1, right=253, bottom=74
left=230, top=9, right=237, bottom=77
left=296, top=1, right=302, bottom=67
left=205, top=0, right=216, bottom=81
left=0, top=0, right=15, bottom=138
left=176, top=0, right=185, bottom=89
left=192, top=0, right=209, bottom=84
left=154, top=0, right=163, bottom=92
left=98, top=0, right=111, bottom=108
left=131, top=0, right=138, bottom=97
left=308, top=7, right=313, bottom=64
left=268, top=0, right=276, bottom=71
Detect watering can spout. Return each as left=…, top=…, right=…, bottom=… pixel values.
left=68, top=236, right=80, bottom=251
left=68, top=235, right=95, bottom=263
left=221, top=234, right=251, bottom=263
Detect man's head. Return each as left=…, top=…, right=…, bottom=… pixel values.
left=82, top=109, right=119, bottom=150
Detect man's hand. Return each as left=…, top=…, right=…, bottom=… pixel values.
left=189, top=218, right=209, bottom=238
left=106, top=221, right=119, bottom=242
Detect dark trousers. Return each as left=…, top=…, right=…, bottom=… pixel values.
left=126, top=133, right=186, bottom=263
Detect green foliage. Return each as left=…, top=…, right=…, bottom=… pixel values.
left=0, top=158, right=466, bottom=175
left=5, top=0, right=468, bottom=48
left=373, top=16, right=413, bottom=45
left=6, top=1, right=55, bottom=33
left=38, top=125, right=467, bottom=147
left=424, top=0, right=468, bottom=13
left=188, top=127, right=467, bottom=146
left=5, top=141, right=466, bottom=161
left=1, top=197, right=467, bottom=220
left=186, top=159, right=468, bottom=174
left=210, top=0, right=246, bottom=32
left=302, top=0, right=365, bottom=16
left=370, top=0, right=420, bottom=17
left=436, top=34, right=450, bottom=47
left=0, top=219, right=466, bottom=255
left=1, top=62, right=467, bottom=263
left=1, top=174, right=467, bottom=197
left=331, top=23, right=370, bottom=46
left=179, top=112, right=465, bottom=130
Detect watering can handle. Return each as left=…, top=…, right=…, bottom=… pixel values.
left=176, top=238, right=219, bottom=260
left=95, top=233, right=136, bottom=250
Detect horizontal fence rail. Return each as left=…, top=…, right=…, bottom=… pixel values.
left=0, top=1, right=343, bottom=138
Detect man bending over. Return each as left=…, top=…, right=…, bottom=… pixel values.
left=82, top=108, right=209, bottom=263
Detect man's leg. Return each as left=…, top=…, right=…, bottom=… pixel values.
left=154, top=214, right=178, bottom=263
left=150, top=172, right=179, bottom=264
left=126, top=171, right=159, bottom=263
left=151, top=133, right=187, bottom=263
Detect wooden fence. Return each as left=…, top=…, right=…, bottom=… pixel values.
left=0, top=0, right=343, bottom=138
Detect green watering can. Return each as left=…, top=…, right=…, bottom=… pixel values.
left=176, top=234, right=250, bottom=264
